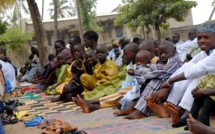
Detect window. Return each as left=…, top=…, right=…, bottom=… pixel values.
left=47, top=37, right=52, bottom=46
left=115, top=27, right=123, bottom=38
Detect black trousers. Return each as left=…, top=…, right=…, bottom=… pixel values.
left=190, top=96, right=215, bottom=126
left=173, top=96, right=215, bottom=127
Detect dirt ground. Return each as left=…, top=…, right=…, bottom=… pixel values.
left=4, top=122, right=42, bottom=134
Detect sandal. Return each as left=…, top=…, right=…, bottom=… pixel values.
left=43, top=125, right=61, bottom=134
left=15, top=111, right=29, bottom=119
left=1, top=114, right=18, bottom=125
left=20, top=93, right=41, bottom=100
left=9, top=116, right=19, bottom=124
left=24, top=116, right=43, bottom=127
left=42, top=120, right=77, bottom=134
left=1, top=113, right=10, bottom=125
left=20, top=114, right=36, bottom=122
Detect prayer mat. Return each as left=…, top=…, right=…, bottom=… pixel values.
left=16, top=93, right=81, bottom=116
left=44, top=108, right=215, bottom=134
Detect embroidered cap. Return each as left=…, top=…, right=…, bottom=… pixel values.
left=198, top=24, right=215, bottom=33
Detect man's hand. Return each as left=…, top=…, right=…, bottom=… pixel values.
left=127, top=69, right=135, bottom=76
left=186, top=54, right=192, bottom=60
left=192, top=87, right=205, bottom=99
left=150, top=88, right=169, bottom=103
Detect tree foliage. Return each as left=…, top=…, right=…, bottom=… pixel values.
left=0, top=0, right=15, bottom=13
left=0, top=28, right=33, bottom=51
left=0, top=0, right=29, bottom=27
left=115, top=0, right=197, bottom=41
left=213, top=0, right=215, bottom=6
left=0, top=20, right=8, bottom=35
left=48, top=0, right=76, bottom=19
left=79, top=0, right=102, bottom=32
left=0, top=19, right=8, bottom=55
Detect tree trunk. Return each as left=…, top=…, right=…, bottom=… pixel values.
left=155, top=27, right=161, bottom=42
left=53, top=0, right=58, bottom=53
left=76, top=0, right=83, bottom=41
left=155, top=16, right=161, bottom=42
left=142, top=26, right=146, bottom=39
left=19, top=0, right=22, bottom=27
left=209, top=6, right=215, bottom=20
left=151, top=25, right=156, bottom=40
left=27, top=0, right=49, bottom=70
left=42, top=0, right=44, bottom=20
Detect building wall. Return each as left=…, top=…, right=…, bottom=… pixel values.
left=25, top=13, right=127, bottom=46
left=167, top=11, right=193, bottom=28
left=24, top=11, right=193, bottom=45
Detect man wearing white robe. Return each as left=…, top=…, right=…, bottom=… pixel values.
left=150, top=23, right=215, bottom=114
left=0, top=60, right=16, bottom=90
left=167, top=50, right=212, bottom=111
left=176, top=30, right=197, bottom=62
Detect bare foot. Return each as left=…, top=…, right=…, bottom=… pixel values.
left=76, top=95, right=90, bottom=113
left=187, top=114, right=215, bottom=134
left=125, top=110, right=146, bottom=119
left=113, top=101, right=136, bottom=116
left=146, top=97, right=169, bottom=118
left=164, top=102, right=182, bottom=123
left=113, top=107, right=135, bottom=116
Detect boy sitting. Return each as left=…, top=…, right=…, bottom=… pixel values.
left=45, top=52, right=69, bottom=95
left=114, top=41, right=182, bottom=119
left=52, top=48, right=98, bottom=102
left=81, top=44, right=118, bottom=96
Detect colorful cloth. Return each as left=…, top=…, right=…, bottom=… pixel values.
left=81, top=60, right=118, bottom=97
left=45, top=64, right=70, bottom=95
left=134, top=54, right=183, bottom=116
left=198, top=75, right=215, bottom=101
left=83, top=64, right=127, bottom=100
left=55, top=62, right=74, bottom=94
left=100, top=86, right=133, bottom=108
left=132, top=64, right=166, bottom=99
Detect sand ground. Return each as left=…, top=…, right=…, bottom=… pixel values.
left=4, top=121, right=42, bottom=134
